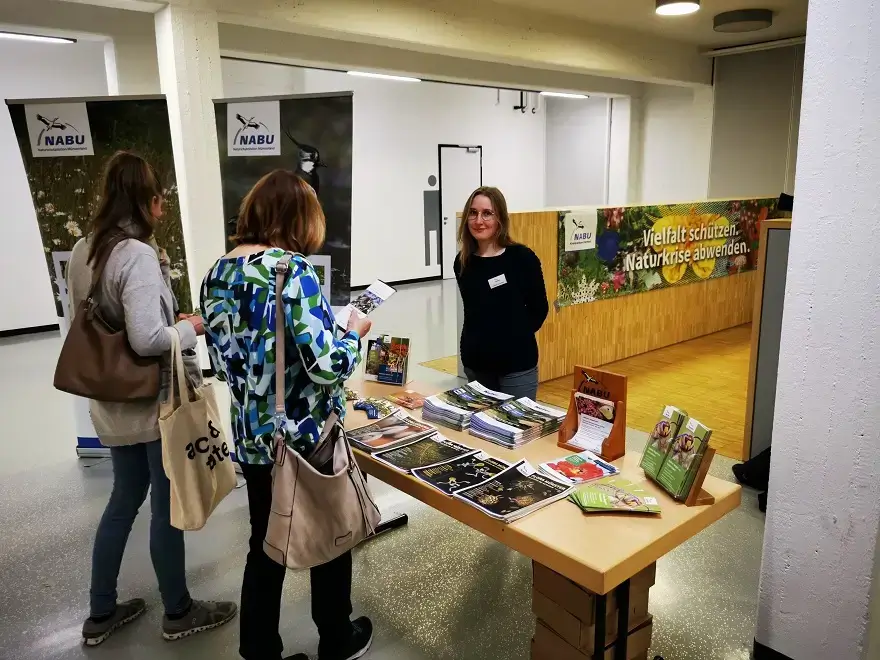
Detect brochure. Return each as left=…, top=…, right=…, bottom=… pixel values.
left=372, top=433, right=472, bottom=473
left=539, top=450, right=619, bottom=485
left=422, top=382, right=513, bottom=430
left=656, top=417, right=713, bottom=500
left=565, top=392, right=616, bottom=454
left=411, top=451, right=510, bottom=496
left=385, top=389, right=427, bottom=410
left=639, top=405, right=688, bottom=478
left=452, top=460, right=573, bottom=523
left=363, top=335, right=410, bottom=386
left=335, top=279, right=397, bottom=329
left=347, top=410, right=435, bottom=452
left=469, top=398, right=567, bottom=448
left=568, top=477, right=661, bottom=515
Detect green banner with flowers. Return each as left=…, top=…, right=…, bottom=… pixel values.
left=556, top=198, right=779, bottom=307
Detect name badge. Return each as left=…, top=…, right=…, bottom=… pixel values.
left=488, top=274, right=507, bottom=289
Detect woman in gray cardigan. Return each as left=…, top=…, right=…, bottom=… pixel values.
left=66, top=152, right=236, bottom=646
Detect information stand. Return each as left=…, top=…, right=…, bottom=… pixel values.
left=557, top=366, right=628, bottom=462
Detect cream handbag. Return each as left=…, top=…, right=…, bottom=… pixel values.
left=263, top=254, right=381, bottom=569
left=160, top=328, right=236, bottom=531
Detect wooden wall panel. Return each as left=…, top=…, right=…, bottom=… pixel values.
left=510, top=211, right=757, bottom=382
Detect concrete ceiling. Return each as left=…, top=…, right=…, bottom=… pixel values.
left=486, top=0, right=809, bottom=48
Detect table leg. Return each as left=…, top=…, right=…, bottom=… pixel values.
left=592, top=594, right=607, bottom=660
left=614, top=579, right=631, bottom=660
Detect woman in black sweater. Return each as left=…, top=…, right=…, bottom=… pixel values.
left=453, top=186, right=549, bottom=400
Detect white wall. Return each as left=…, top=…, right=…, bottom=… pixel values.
left=301, top=69, right=546, bottom=286
left=221, top=58, right=306, bottom=98
left=637, top=84, right=714, bottom=204
left=0, top=39, right=108, bottom=332
left=544, top=96, right=608, bottom=208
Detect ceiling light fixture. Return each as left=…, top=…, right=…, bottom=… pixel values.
left=0, top=30, right=76, bottom=44
left=540, top=91, right=590, bottom=99
left=346, top=71, right=421, bottom=83
left=655, top=0, right=701, bottom=16
left=714, top=9, right=774, bottom=33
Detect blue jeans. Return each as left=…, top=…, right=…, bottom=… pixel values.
left=464, top=366, right=539, bottom=400
left=90, top=440, right=191, bottom=618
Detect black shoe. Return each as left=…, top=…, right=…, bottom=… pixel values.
left=318, top=617, right=373, bottom=660
left=82, top=598, right=147, bottom=646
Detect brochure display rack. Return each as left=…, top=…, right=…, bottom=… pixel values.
left=557, top=367, right=627, bottom=462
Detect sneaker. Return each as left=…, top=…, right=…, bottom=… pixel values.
left=162, top=599, right=238, bottom=641
left=82, top=598, right=147, bottom=646
left=319, top=617, right=373, bottom=660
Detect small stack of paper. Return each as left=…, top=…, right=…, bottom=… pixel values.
left=422, top=382, right=512, bottom=431
left=468, top=398, right=567, bottom=448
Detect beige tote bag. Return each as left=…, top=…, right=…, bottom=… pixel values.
left=264, top=254, right=381, bottom=570
left=160, top=329, right=236, bottom=531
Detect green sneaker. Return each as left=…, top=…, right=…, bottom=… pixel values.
left=82, top=598, right=147, bottom=646
left=162, top=599, right=237, bottom=641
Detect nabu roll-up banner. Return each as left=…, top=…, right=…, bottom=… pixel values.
left=6, top=95, right=191, bottom=456
left=556, top=198, right=781, bottom=308
left=214, top=92, right=353, bottom=306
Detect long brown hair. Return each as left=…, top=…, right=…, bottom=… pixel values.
left=456, top=186, right=513, bottom=271
left=87, top=151, right=163, bottom=266
left=234, top=170, right=326, bottom=254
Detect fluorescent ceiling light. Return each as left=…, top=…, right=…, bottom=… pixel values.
left=656, top=0, right=701, bottom=16
left=347, top=71, right=421, bottom=83
left=0, top=30, right=76, bottom=44
left=540, top=91, right=589, bottom=99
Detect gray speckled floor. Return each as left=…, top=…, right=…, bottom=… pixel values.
left=0, top=280, right=764, bottom=660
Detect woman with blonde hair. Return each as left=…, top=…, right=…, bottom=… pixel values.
left=454, top=186, right=549, bottom=400
left=201, top=170, right=373, bottom=660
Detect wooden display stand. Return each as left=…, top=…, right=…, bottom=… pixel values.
left=558, top=366, right=627, bottom=462
left=682, top=447, right=716, bottom=507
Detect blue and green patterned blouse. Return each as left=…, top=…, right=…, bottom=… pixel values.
left=200, top=248, right=361, bottom=465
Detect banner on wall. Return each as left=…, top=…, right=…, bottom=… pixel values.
left=6, top=95, right=191, bottom=455
left=556, top=198, right=780, bottom=308
left=214, top=92, right=353, bottom=306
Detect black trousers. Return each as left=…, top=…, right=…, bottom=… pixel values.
left=239, top=463, right=353, bottom=660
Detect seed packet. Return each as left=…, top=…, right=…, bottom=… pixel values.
left=655, top=417, right=712, bottom=500
left=640, top=405, right=688, bottom=478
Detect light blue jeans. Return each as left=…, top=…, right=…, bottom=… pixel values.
left=89, top=440, right=191, bottom=618
left=464, top=366, right=539, bottom=400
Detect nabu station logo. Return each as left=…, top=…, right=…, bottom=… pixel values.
left=232, top=112, right=276, bottom=152
left=35, top=113, right=85, bottom=148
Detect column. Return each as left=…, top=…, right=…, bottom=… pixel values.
left=755, top=1, right=880, bottom=659
left=104, top=37, right=161, bottom=96
left=154, top=5, right=226, bottom=310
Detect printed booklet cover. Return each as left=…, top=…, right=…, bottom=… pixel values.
left=347, top=410, right=435, bottom=452
left=372, top=433, right=472, bottom=473
left=452, top=460, right=573, bottom=522
left=539, top=450, right=619, bottom=485
left=411, top=451, right=510, bottom=496
left=656, top=417, right=713, bottom=499
left=566, top=392, right=616, bottom=454
left=568, top=477, right=661, bottom=515
left=640, top=405, right=688, bottom=478
left=385, top=389, right=427, bottom=410
left=363, top=336, right=410, bottom=386
left=335, top=279, right=396, bottom=329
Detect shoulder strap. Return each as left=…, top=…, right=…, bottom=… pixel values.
left=87, top=234, right=127, bottom=302
left=274, top=253, right=296, bottom=421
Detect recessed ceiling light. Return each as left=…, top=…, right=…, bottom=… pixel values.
left=347, top=71, right=421, bottom=83
left=540, top=91, right=590, bottom=99
left=656, top=0, right=701, bottom=16
left=714, top=9, right=774, bottom=33
left=0, top=30, right=76, bottom=44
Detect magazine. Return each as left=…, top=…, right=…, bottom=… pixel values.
left=565, top=392, right=616, bottom=454
left=639, top=405, right=688, bottom=478
left=347, top=410, right=435, bottom=452
left=656, top=417, right=713, bottom=500
left=568, top=477, right=661, bottom=515
left=385, top=389, right=427, bottom=410
left=452, top=460, right=573, bottom=523
left=335, top=279, right=397, bottom=329
left=363, top=335, right=410, bottom=386
left=539, top=450, right=619, bottom=485
left=372, top=433, right=472, bottom=473
left=469, top=398, right=567, bottom=448
left=411, top=451, right=510, bottom=496
left=422, top=382, right=513, bottom=430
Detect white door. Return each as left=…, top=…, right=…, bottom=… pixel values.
left=440, top=146, right=482, bottom=279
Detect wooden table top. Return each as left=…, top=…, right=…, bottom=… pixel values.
left=349, top=380, right=741, bottom=595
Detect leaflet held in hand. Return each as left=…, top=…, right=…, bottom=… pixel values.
left=336, top=280, right=397, bottom=329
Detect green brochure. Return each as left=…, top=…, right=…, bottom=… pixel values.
left=640, top=405, right=688, bottom=478
left=656, top=417, right=713, bottom=499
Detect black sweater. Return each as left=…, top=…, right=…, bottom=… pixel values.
left=454, top=244, right=549, bottom=375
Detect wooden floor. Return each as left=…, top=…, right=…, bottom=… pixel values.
left=537, top=325, right=751, bottom=460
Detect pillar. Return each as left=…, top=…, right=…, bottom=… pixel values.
left=755, top=1, right=880, bottom=659
left=154, top=5, right=226, bottom=310
left=104, top=37, right=161, bottom=96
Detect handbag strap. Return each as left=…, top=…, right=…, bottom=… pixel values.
left=273, top=253, right=295, bottom=462
left=86, top=234, right=127, bottom=303
left=166, top=327, right=190, bottom=408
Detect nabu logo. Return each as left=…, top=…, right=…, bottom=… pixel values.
left=185, top=420, right=230, bottom=470
left=233, top=113, right=275, bottom=148
left=36, top=114, right=85, bottom=146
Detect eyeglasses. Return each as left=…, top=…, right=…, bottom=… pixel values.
left=467, top=209, right=496, bottom=221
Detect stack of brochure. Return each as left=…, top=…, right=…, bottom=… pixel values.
left=422, top=382, right=512, bottom=431
left=452, top=460, right=573, bottom=523
left=468, top=398, right=567, bottom=448
left=347, top=410, right=435, bottom=453
left=568, top=477, right=661, bottom=515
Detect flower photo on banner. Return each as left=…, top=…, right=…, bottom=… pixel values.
left=556, top=198, right=778, bottom=308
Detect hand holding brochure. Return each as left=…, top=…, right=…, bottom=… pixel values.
left=336, top=279, right=396, bottom=329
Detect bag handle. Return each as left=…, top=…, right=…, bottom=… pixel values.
left=86, top=234, right=128, bottom=304
left=273, top=253, right=295, bottom=465
left=166, top=327, right=191, bottom=408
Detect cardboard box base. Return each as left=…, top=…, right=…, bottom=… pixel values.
left=532, top=616, right=653, bottom=660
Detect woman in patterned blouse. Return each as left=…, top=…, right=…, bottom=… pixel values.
left=201, top=170, right=373, bottom=660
